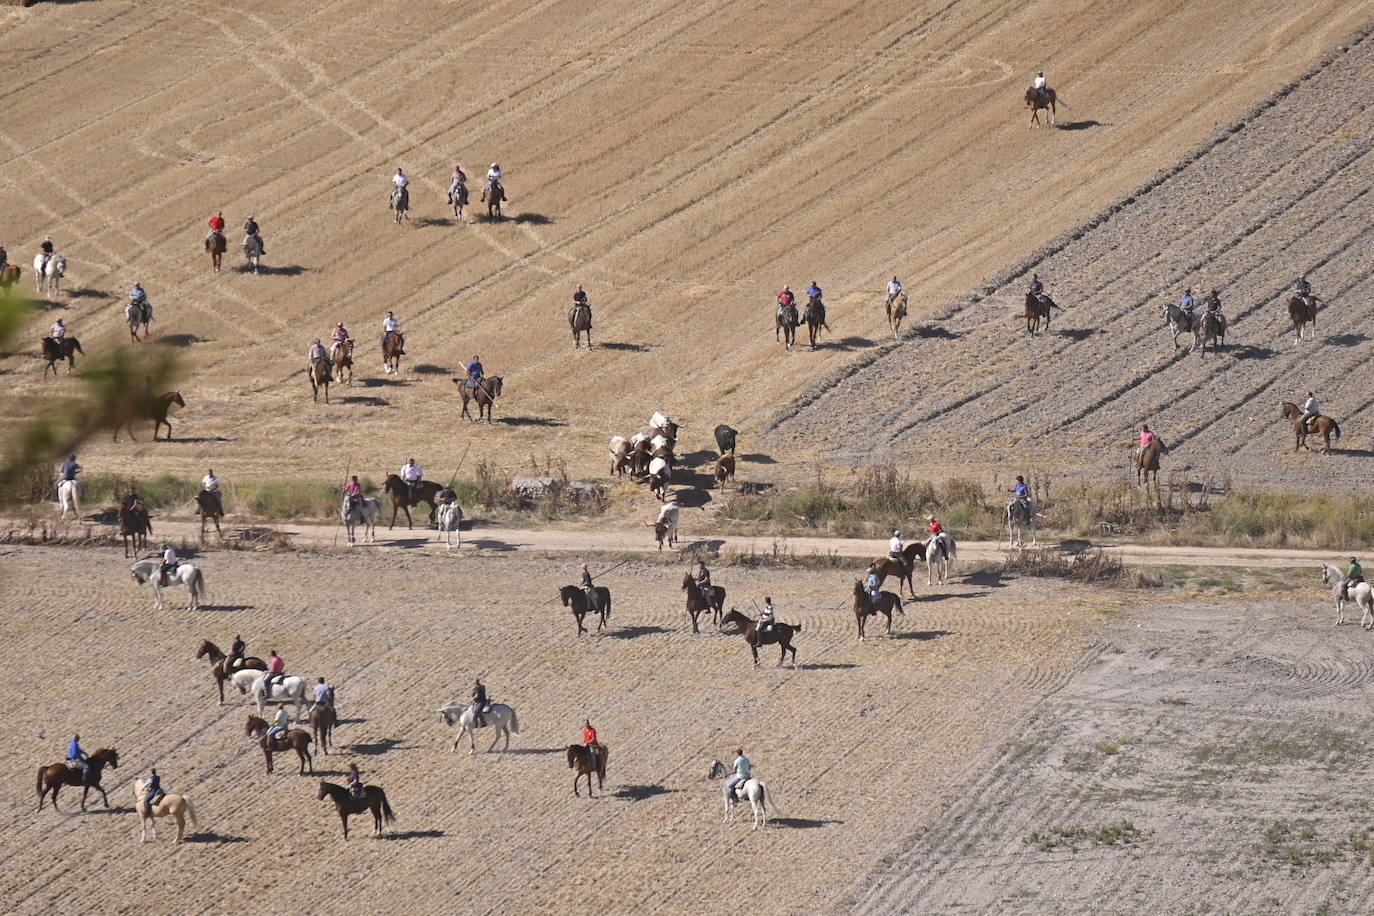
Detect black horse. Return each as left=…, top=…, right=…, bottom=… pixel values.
left=559, top=585, right=611, bottom=635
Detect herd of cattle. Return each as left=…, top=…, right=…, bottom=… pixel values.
left=609, top=413, right=738, bottom=509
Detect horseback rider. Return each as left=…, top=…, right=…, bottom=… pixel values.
left=1137, top=424, right=1157, bottom=465
left=1344, top=557, right=1365, bottom=602
left=888, top=529, right=905, bottom=577
left=1180, top=288, right=1196, bottom=324
left=128, top=282, right=148, bottom=308
left=0, top=243, right=7, bottom=271
left=344, top=475, right=363, bottom=512
left=482, top=162, right=502, bottom=201
left=581, top=562, right=596, bottom=606
left=313, top=677, right=334, bottom=713
left=805, top=280, right=824, bottom=321
left=1205, top=289, right=1222, bottom=314
left=759, top=597, right=776, bottom=634
left=401, top=458, right=423, bottom=500
left=776, top=285, right=795, bottom=318
left=448, top=164, right=467, bottom=204
left=122, top=484, right=143, bottom=514
left=206, top=210, right=225, bottom=247
left=724, top=748, right=751, bottom=798
left=228, top=634, right=246, bottom=672
left=56, top=453, right=81, bottom=499
left=1009, top=475, right=1032, bottom=517
left=572, top=285, right=590, bottom=321
left=391, top=167, right=409, bottom=209
left=1300, top=391, right=1320, bottom=432
left=67, top=734, right=91, bottom=786
left=1028, top=273, right=1045, bottom=301
left=1294, top=274, right=1312, bottom=305
left=582, top=718, right=600, bottom=749
left=265, top=703, right=290, bottom=746
left=266, top=650, right=285, bottom=686
left=886, top=276, right=902, bottom=309
left=157, top=543, right=177, bottom=587
left=201, top=468, right=223, bottom=515
left=347, top=763, right=363, bottom=800
left=471, top=678, right=488, bottom=729
left=39, top=236, right=53, bottom=272
left=1033, top=70, right=1048, bottom=104
left=866, top=563, right=880, bottom=605
left=695, top=560, right=712, bottom=600
left=309, top=338, right=328, bottom=369
left=243, top=216, right=265, bottom=255
left=927, top=514, right=944, bottom=538
left=330, top=322, right=350, bottom=360
left=48, top=318, right=66, bottom=343
left=464, top=354, right=484, bottom=391
left=382, top=311, right=400, bottom=351
left=141, top=768, right=162, bottom=811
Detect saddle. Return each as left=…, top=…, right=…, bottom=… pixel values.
left=147, top=788, right=166, bottom=807
left=267, top=733, right=293, bottom=751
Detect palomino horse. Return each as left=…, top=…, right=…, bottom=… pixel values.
left=332, top=339, right=354, bottom=383
left=456, top=376, right=503, bottom=422
left=195, top=639, right=266, bottom=704
left=36, top=748, right=119, bottom=812
left=382, top=330, right=405, bottom=375
left=33, top=253, right=65, bottom=295
left=0, top=264, right=20, bottom=288
left=319, top=780, right=395, bottom=840
left=775, top=303, right=799, bottom=349
left=569, top=304, right=593, bottom=349
left=311, top=695, right=337, bottom=754
left=41, top=336, right=83, bottom=376
left=436, top=501, right=463, bottom=548
left=1288, top=295, right=1319, bottom=342
left=721, top=608, right=799, bottom=668
left=483, top=179, right=505, bottom=220
left=242, top=234, right=263, bottom=272
left=134, top=778, right=199, bottom=843
left=567, top=744, right=608, bottom=798
left=1321, top=562, right=1374, bottom=627
left=1137, top=438, right=1169, bottom=487
left=382, top=474, right=442, bottom=529
left=1024, top=292, right=1056, bottom=335
left=439, top=701, right=520, bottom=754
left=1025, top=86, right=1064, bottom=127
left=852, top=580, right=903, bottom=640
left=119, top=502, right=152, bottom=557
left=206, top=230, right=227, bottom=272
left=309, top=356, right=332, bottom=403
left=391, top=185, right=409, bottom=224
left=802, top=297, right=828, bottom=348
left=129, top=557, right=205, bottom=611
left=681, top=574, right=725, bottom=633
left=1161, top=304, right=1197, bottom=350
left=114, top=391, right=185, bottom=442
left=246, top=714, right=313, bottom=775
left=1196, top=311, right=1226, bottom=354
left=125, top=299, right=152, bottom=341
left=888, top=291, right=908, bottom=336
left=1281, top=402, right=1341, bottom=453
left=57, top=479, right=82, bottom=520
left=341, top=495, right=383, bottom=546
left=708, top=759, right=769, bottom=830
left=559, top=584, right=612, bottom=635
left=1007, top=498, right=1037, bottom=548
left=196, top=489, right=224, bottom=540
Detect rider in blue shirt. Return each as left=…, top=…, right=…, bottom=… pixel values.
left=725, top=748, right=751, bottom=796
left=142, top=769, right=161, bottom=810
left=129, top=282, right=147, bottom=305
left=1013, top=476, right=1030, bottom=500
left=1180, top=288, right=1195, bottom=314
left=465, top=355, right=483, bottom=390
left=866, top=564, right=880, bottom=605
left=67, top=734, right=90, bottom=785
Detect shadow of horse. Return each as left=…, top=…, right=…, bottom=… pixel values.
left=606, top=625, right=670, bottom=640
left=379, top=830, right=445, bottom=841
left=184, top=832, right=249, bottom=844
left=1057, top=120, right=1102, bottom=131
left=241, top=264, right=309, bottom=276
left=360, top=377, right=405, bottom=388
left=830, top=336, right=875, bottom=351
left=612, top=784, right=674, bottom=801
left=341, top=396, right=388, bottom=406
left=891, top=630, right=955, bottom=641
left=512, top=213, right=553, bottom=225
left=913, top=326, right=960, bottom=339
left=1057, top=328, right=1096, bottom=341
left=348, top=738, right=405, bottom=755
left=66, top=287, right=108, bottom=299
left=1328, top=334, right=1368, bottom=347
left=496, top=417, right=567, bottom=427
left=412, top=363, right=448, bottom=375
left=162, top=333, right=207, bottom=347
left=413, top=218, right=451, bottom=228
left=771, top=817, right=843, bottom=829
left=600, top=342, right=650, bottom=352
left=465, top=538, right=519, bottom=552
left=1230, top=344, right=1276, bottom=360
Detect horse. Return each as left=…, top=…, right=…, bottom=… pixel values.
left=41, top=336, right=82, bottom=376
left=721, top=608, right=799, bottom=668
left=33, top=253, right=65, bottom=295
left=682, top=574, right=725, bottom=633
left=714, top=455, right=736, bottom=488
left=246, top=714, right=313, bottom=775
left=569, top=304, right=593, bottom=349
left=311, top=698, right=336, bottom=754
left=438, top=701, right=520, bottom=754
left=566, top=744, right=608, bottom=798
left=319, top=780, right=395, bottom=840
left=118, top=503, right=152, bottom=557
left=242, top=233, right=263, bottom=272
left=114, top=391, right=185, bottom=442
left=1007, top=498, right=1037, bottom=548
left=36, top=748, right=119, bottom=812
left=449, top=181, right=469, bottom=219
left=0, top=264, right=20, bottom=289
left=870, top=542, right=929, bottom=596
left=195, top=638, right=266, bottom=704
left=1281, top=402, right=1341, bottom=453
left=308, top=355, right=332, bottom=403
left=196, top=489, right=223, bottom=540
left=134, top=778, right=199, bottom=843
left=1288, top=295, right=1319, bottom=342
left=1321, top=562, right=1374, bottom=628
left=560, top=584, right=611, bottom=635
left=341, top=495, right=383, bottom=546
left=852, top=580, right=903, bottom=640
left=484, top=179, right=505, bottom=220
left=1196, top=310, right=1226, bottom=354
left=1025, top=85, right=1064, bottom=128
left=888, top=290, right=908, bottom=336
left=1137, top=438, right=1169, bottom=487
left=129, top=557, right=205, bottom=611
left=802, top=297, right=828, bottom=348
left=1024, top=292, right=1056, bottom=335
left=332, top=339, right=354, bottom=384
left=708, top=759, right=769, bottom=830
left=57, top=478, right=82, bottom=520
left=205, top=230, right=227, bottom=272
left=714, top=424, right=737, bottom=455
left=248, top=673, right=308, bottom=720
left=775, top=303, right=799, bottom=349
left=125, top=299, right=152, bottom=341
left=390, top=185, right=409, bottom=224
left=436, top=500, right=463, bottom=548
left=1161, top=304, right=1196, bottom=350
left=456, top=376, right=502, bottom=422
left=925, top=532, right=957, bottom=585
left=382, top=330, right=404, bottom=375
left=382, top=474, right=441, bottom=529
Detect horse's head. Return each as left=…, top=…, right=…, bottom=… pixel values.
left=318, top=781, right=330, bottom=801
left=707, top=759, right=726, bottom=780
left=853, top=580, right=865, bottom=597
left=195, top=640, right=213, bottom=660
left=567, top=745, right=579, bottom=769
left=439, top=706, right=459, bottom=726
left=171, top=391, right=185, bottom=408
left=489, top=377, right=503, bottom=397
left=93, top=748, right=119, bottom=769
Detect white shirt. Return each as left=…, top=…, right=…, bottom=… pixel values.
left=203, top=474, right=218, bottom=491
left=309, top=343, right=326, bottom=360
left=50, top=323, right=65, bottom=338
left=887, top=280, right=901, bottom=296
left=889, top=536, right=903, bottom=553
left=1304, top=396, right=1319, bottom=413
left=383, top=316, right=399, bottom=333
left=487, top=167, right=501, bottom=181
left=314, top=683, right=331, bottom=702
left=163, top=546, right=177, bottom=564
left=401, top=464, right=422, bottom=482
left=392, top=172, right=408, bottom=188
left=1033, top=75, right=1047, bottom=89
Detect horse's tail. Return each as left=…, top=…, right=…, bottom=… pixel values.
left=378, top=790, right=396, bottom=824
left=36, top=766, right=46, bottom=798
left=894, top=594, right=905, bottom=616
left=183, top=796, right=199, bottom=828
left=762, top=782, right=784, bottom=816
left=602, top=590, right=611, bottom=620
left=508, top=707, right=519, bottom=735
left=1055, top=93, right=1069, bottom=109
left=193, top=568, right=207, bottom=597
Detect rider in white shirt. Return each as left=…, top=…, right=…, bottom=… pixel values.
left=483, top=163, right=502, bottom=200
left=49, top=319, right=66, bottom=341
left=885, top=276, right=902, bottom=308
left=158, top=544, right=178, bottom=586
left=401, top=459, right=423, bottom=498
left=201, top=469, right=223, bottom=515
left=392, top=168, right=408, bottom=189
left=382, top=311, right=400, bottom=351
left=313, top=678, right=333, bottom=711
left=1033, top=71, right=1047, bottom=99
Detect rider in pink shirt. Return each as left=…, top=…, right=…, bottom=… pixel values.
left=267, top=651, right=285, bottom=685
left=1139, top=424, right=1156, bottom=449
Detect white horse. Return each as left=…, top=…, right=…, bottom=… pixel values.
left=1321, top=563, right=1374, bottom=627
left=125, top=299, right=152, bottom=341
left=33, top=253, right=65, bottom=295
left=129, top=557, right=205, bottom=610
left=925, top=532, right=957, bottom=584
left=243, top=672, right=308, bottom=719
left=438, top=701, right=519, bottom=754
left=57, top=479, right=81, bottom=520
left=708, top=760, right=769, bottom=830
left=341, top=496, right=382, bottom=547
left=436, top=501, right=463, bottom=549
left=242, top=234, right=263, bottom=272
left=1006, top=498, right=1037, bottom=548
left=133, top=779, right=199, bottom=844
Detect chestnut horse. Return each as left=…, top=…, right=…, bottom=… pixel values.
left=1281, top=402, right=1341, bottom=453
left=0, top=264, right=20, bottom=288
left=246, top=714, right=314, bottom=775
left=37, top=748, right=119, bottom=812
left=196, top=489, right=224, bottom=540
left=775, top=303, right=798, bottom=349
left=566, top=744, right=608, bottom=797
left=1288, top=295, right=1319, bottom=342
left=870, top=542, right=929, bottom=596
left=852, top=580, right=904, bottom=640
left=802, top=297, right=828, bottom=348
left=319, top=779, right=395, bottom=839
left=205, top=230, right=227, bottom=271
left=721, top=608, right=799, bottom=668
left=333, top=338, right=354, bottom=383
left=114, top=391, right=185, bottom=442
left=309, top=355, right=332, bottom=403
left=311, top=696, right=337, bottom=755
left=195, top=639, right=265, bottom=704
left=1137, top=438, right=1169, bottom=486
left=455, top=376, right=502, bottom=422
left=1025, top=86, right=1064, bottom=127
left=41, top=336, right=83, bottom=376
left=382, top=331, right=405, bottom=375
left=382, top=474, right=442, bottom=528
left=682, top=574, right=725, bottom=633
left=1024, top=292, right=1056, bottom=335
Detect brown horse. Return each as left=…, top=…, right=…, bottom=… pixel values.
left=1136, top=438, right=1169, bottom=487
left=682, top=574, right=725, bottom=633
left=309, top=355, right=332, bottom=403
left=1024, top=292, right=1056, bottom=335
left=721, top=608, right=799, bottom=668
left=382, top=473, right=442, bottom=529
left=888, top=291, right=908, bottom=335
left=567, top=744, right=608, bottom=797
left=114, top=391, right=185, bottom=442
left=119, top=501, right=152, bottom=557
left=246, top=714, right=314, bottom=775
left=195, top=639, right=265, bottom=704
left=776, top=303, right=798, bottom=349
left=311, top=697, right=337, bottom=755
left=196, top=489, right=224, bottom=540
left=205, top=230, right=227, bottom=272
left=484, top=179, right=506, bottom=220
left=870, top=543, right=929, bottom=597
left=319, top=779, right=395, bottom=839
left=42, top=336, right=83, bottom=376
left=36, top=748, right=119, bottom=812
left=569, top=304, right=592, bottom=349
left=455, top=376, right=503, bottom=422
left=1281, top=402, right=1341, bottom=453
left=1288, top=295, right=1319, bottom=342
left=802, top=297, right=828, bottom=348
left=1025, top=86, right=1061, bottom=127
left=852, top=580, right=904, bottom=640
left=333, top=339, right=354, bottom=384
left=0, top=264, right=20, bottom=288
left=382, top=331, right=405, bottom=375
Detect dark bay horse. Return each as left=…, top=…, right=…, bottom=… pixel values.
left=802, top=297, right=828, bottom=348
left=114, top=391, right=184, bottom=442
left=567, top=744, right=608, bottom=798
left=119, top=502, right=152, bottom=557
left=42, top=336, right=83, bottom=376
left=382, top=331, right=405, bottom=375
left=1281, top=402, right=1341, bottom=453
left=681, top=575, right=725, bottom=633
left=311, top=698, right=336, bottom=755
left=196, top=489, right=223, bottom=540
left=455, top=376, right=503, bottom=422
left=382, top=474, right=442, bottom=528
left=775, top=303, right=798, bottom=349
left=319, top=780, right=395, bottom=839
left=309, top=356, right=332, bottom=403
left=559, top=584, right=611, bottom=635
left=870, top=543, right=929, bottom=596
left=246, top=714, right=313, bottom=775
left=333, top=339, right=353, bottom=384
left=721, top=609, right=799, bottom=668
left=195, top=639, right=265, bottom=704
left=1024, top=293, right=1056, bottom=335
left=484, top=179, right=505, bottom=220
left=1288, top=295, right=1318, bottom=342
left=569, top=304, right=592, bottom=349
left=205, top=230, right=226, bottom=271
left=1025, top=86, right=1062, bottom=127
left=1137, top=438, right=1169, bottom=486
left=37, top=748, right=119, bottom=812
left=852, top=580, right=903, bottom=640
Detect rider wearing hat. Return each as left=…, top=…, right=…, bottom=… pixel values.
left=483, top=162, right=502, bottom=201
left=330, top=322, right=350, bottom=360
left=866, top=563, right=880, bottom=605
left=243, top=216, right=264, bottom=255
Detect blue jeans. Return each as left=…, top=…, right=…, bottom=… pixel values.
left=725, top=775, right=743, bottom=795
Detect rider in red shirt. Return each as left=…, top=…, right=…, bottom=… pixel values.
left=208, top=211, right=225, bottom=233
left=777, top=286, right=794, bottom=308
left=582, top=719, right=599, bottom=748
left=927, top=515, right=943, bottom=537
